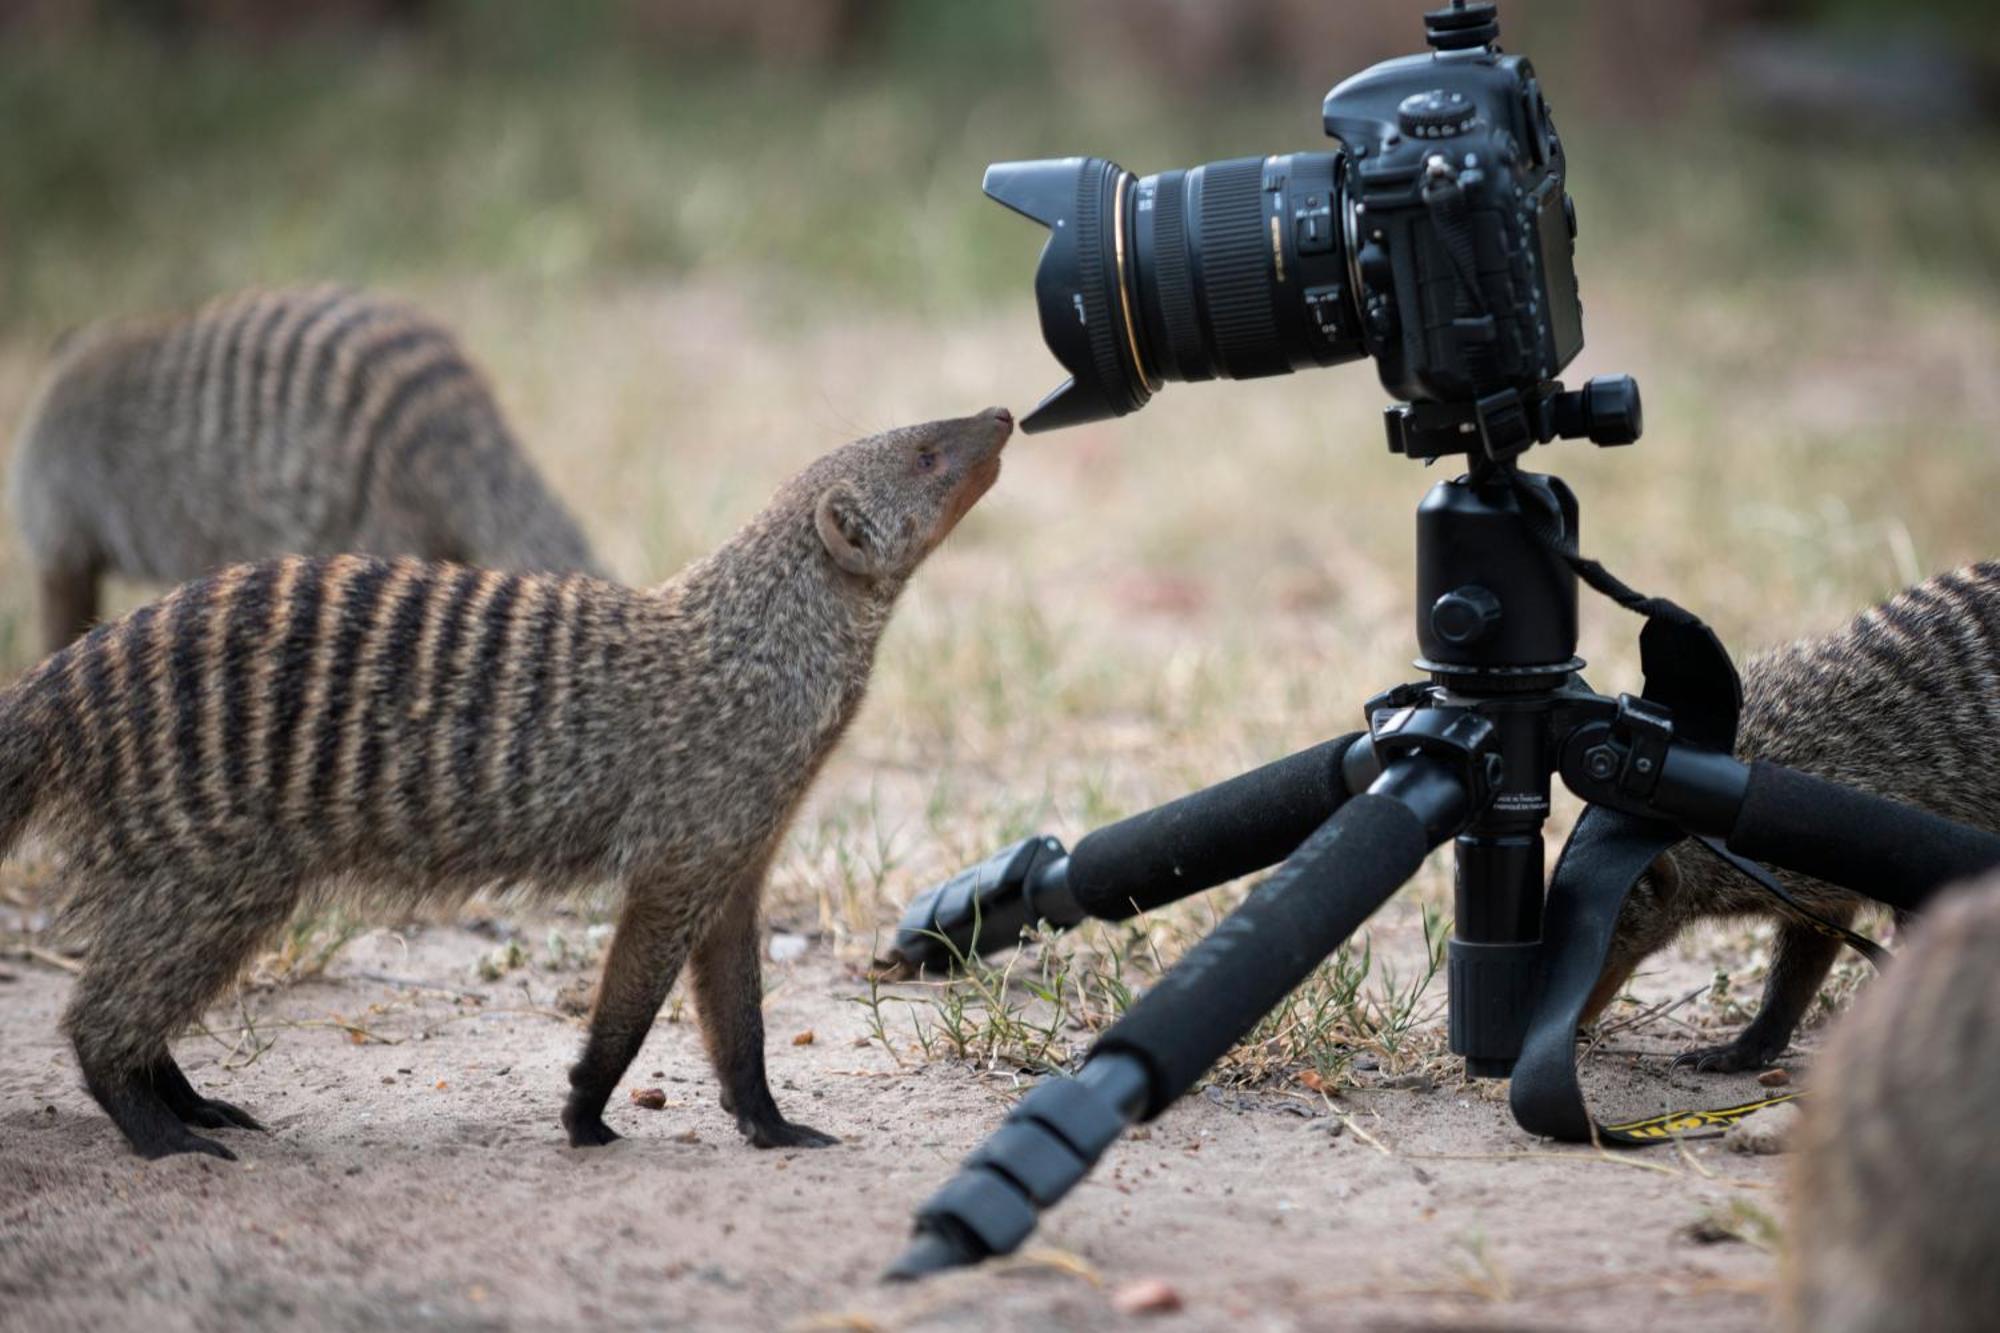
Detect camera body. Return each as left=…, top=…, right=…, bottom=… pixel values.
left=984, top=2, right=1636, bottom=460
left=1324, top=31, right=1583, bottom=453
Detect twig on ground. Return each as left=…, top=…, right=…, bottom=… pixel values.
left=1582, top=983, right=1711, bottom=1061
left=22, top=944, right=81, bottom=974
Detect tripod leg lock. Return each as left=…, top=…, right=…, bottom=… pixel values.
left=884, top=835, right=1076, bottom=974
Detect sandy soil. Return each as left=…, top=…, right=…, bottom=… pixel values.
left=2, top=914, right=1799, bottom=1332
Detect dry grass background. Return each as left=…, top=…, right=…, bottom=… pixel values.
left=2, top=26, right=1998, bottom=1087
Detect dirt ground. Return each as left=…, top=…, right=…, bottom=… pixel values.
left=2, top=911, right=1799, bottom=1332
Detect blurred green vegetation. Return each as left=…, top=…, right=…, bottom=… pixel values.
left=2, top=1, right=1997, bottom=337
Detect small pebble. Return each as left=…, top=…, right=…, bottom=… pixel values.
left=1724, top=1101, right=1802, bottom=1155
left=630, top=1087, right=669, bottom=1111
left=791, top=1030, right=815, bottom=1046
left=1758, top=1068, right=1791, bottom=1087
left=768, top=933, right=810, bottom=963
left=1111, top=1278, right=1183, bottom=1315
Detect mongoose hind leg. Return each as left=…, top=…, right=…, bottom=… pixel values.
left=67, top=976, right=239, bottom=1161
left=37, top=560, right=101, bottom=656
left=63, top=872, right=291, bottom=1159
left=1675, top=919, right=1847, bottom=1073
left=563, top=884, right=701, bottom=1148
left=692, top=880, right=836, bottom=1150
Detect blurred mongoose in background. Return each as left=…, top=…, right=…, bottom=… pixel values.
left=10, top=285, right=603, bottom=655
left=0, top=406, right=1012, bottom=1160
left=1586, top=562, right=2000, bottom=1070
left=1785, top=870, right=2000, bottom=1333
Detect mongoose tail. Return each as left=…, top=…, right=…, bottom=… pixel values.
left=1585, top=561, right=2000, bottom=1071
left=1785, top=871, right=2000, bottom=1333
left=17, top=407, right=1012, bottom=1161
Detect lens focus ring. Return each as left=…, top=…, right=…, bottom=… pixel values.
left=1148, top=172, right=1208, bottom=382
left=1196, top=158, right=1287, bottom=380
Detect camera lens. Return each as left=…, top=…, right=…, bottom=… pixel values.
left=983, top=153, right=1366, bottom=432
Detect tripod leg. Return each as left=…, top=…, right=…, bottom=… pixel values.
left=1675, top=918, right=1847, bottom=1073
left=886, top=733, right=1365, bottom=972
left=886, top=752, right=1473, bottom=1279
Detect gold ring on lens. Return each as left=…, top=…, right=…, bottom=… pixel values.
left=1111, top=171, right=1159, bottom=393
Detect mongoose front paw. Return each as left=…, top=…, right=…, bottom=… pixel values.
left=741, top=1116, right=839, bottom=1149
left=1672, top=1038, right=1783, bottom=1074
left=561, top=1104, right=622, bottom=1148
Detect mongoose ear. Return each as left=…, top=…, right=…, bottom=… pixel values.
left=815, top=485, right=879, bottom=578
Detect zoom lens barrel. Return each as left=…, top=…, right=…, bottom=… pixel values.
left=983, top=153, right=1365, bottom=433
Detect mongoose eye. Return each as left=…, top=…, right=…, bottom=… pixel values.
left=916, top=448, right=939, bottom=472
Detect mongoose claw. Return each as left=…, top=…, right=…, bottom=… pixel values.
left=742, top=1116, right=839, bottom=1150
left=1672, top=1039, right=1781, bottom=1075
left=179, top=1098, right=266, bottom=1133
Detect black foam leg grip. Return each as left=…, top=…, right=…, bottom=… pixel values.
left=1066, top=734, right=1361, bottom=921
left=1728, top=761, right=2000, bottom=912
left=1089, top=792, right=1433, bottom=1117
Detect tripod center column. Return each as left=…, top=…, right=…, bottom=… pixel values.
left=1413, top=466, right=1580, bottom=1079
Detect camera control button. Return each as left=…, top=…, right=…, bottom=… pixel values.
left=1398, top=90, right=1477, bottom=139
left=1294, top=201, right=1336, bottom=255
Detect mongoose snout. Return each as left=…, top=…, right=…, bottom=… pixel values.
left=1586, top=562, right=2000, bottom=1073
left=0, top=410, right=1005, bottom=1161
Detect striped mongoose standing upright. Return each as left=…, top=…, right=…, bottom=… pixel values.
left=1583, top=562, right=2000, bottom=1069
left=10, top=286, right=604, bottom=655
left=1785, top=870, right=2000, bottom=1333
left=1, top=407, right=1012, bottom=1160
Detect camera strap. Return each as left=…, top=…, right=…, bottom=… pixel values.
left=1506, top=485, right=1886, bottom=1145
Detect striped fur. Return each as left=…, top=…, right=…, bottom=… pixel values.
left=1590, top=562, right=2000, bottom=1069
left=1786, top=870, right=2000, bottom=1332
left=0, top=408, right=1013, bottom=1160
left=10, top=286, right=604, bottom=654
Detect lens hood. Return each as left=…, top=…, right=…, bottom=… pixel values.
left=982, top=157, right=1153, bottom=432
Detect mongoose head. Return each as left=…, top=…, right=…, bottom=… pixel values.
left=808, top=406, right=1013, bottom=587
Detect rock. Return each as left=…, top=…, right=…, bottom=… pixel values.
left=791, top=1030, right=815, bottom=1046
left=630, top=1087, right=669, bottom=1111
left=768, top=932, right=810, bottom=963
left=1724, top=1101, right=1802, bottom=1155
left=1758, top=1068, right=1791, bottom=1087
left=1110, top=1278, right=1183, bottom=1315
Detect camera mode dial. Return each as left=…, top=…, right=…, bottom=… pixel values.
left=1398, top=90, right=1477, bottom=140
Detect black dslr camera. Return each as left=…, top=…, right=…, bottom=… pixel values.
left=984, top=1, right=1638, bottom=461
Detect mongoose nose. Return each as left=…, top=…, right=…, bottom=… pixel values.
left=982, top=406, right=1014, bottom=441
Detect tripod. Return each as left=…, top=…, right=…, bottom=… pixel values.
left=883, top=384, right=2000, bottom=1279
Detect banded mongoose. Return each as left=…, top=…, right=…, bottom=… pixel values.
left=1784, top=870, right=2000, bottom=1333
left=1583, top=561, right=2000, bottom=1070
left=10, top=285, right=604, bottom=656
left=0, top=407, right=1013, bottom=1160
